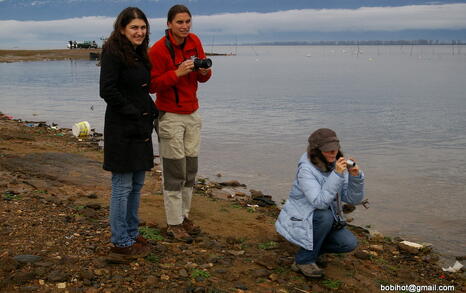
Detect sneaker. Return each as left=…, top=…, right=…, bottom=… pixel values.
left=107, top=242, right=151, bottom=263
left=135, top=234, right=149, bottom=245
left=167, top=224, right=193, bottom=243
left=291, top=261, right=324, bottom=278
left=182, top=218, right=201, bottom=236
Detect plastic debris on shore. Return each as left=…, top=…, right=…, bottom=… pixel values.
left=442, top=261, right=464, bottom=273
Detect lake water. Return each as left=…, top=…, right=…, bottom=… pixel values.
left=1, top=45, right=465, bottom=257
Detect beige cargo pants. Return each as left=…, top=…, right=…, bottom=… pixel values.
left=157, top=111, right=201, bottom=225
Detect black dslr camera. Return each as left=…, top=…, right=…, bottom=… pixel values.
left=193, top=58, right=212, bottom=70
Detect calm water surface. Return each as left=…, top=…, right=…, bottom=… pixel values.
left=1, top=46, right=465, bottom=257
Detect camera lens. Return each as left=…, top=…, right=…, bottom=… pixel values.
left=193, top=58, right=212, bottom=69
left=346, top=159, right=356, bottom=168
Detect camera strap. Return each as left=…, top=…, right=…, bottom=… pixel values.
left=164, top=29, right=186, bottom=106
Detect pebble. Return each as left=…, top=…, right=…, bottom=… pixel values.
left=178, top=269, right=189, bottom=278
left=13, top=272, right=36, bottom=284
left=47, top=270, right=69, bottom=282
left=354, top=250, right=372, bottom=260
left=13, top=255, right=42, bottom=264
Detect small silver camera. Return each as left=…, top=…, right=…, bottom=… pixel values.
left=346, top=159, right=356, bottom=168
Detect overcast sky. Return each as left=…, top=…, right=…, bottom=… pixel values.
left=1, top=3, right=466, bottom=49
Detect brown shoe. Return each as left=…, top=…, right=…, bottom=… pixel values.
left=182, top=218, right=201, bottom=236
left=107, top=242, right=151, bottom=263
left=291, top=262, right=324, bottom=278
left=135, top=234, right=149, bottom=245
left=166, top=224, right=193, bottom=243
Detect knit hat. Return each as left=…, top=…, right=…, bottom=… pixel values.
left=308, top=128, right=340, bottom=152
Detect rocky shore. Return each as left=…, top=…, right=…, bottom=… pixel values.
left=0, top=49, right=101, bottom=63
left=0, top=112, right=464, bottom=292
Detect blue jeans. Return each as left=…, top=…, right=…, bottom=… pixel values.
left=110, top=171, right=145, bottom=247
left=295, top=208, right=358, bottom=264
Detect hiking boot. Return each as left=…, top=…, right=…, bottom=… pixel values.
left=291, top=261, right=324, bottom=278
left=107, top=242, right=151, bottom=263
left=167, top=224, right=193, bottom=243
left=182, top=218, right=201, bottom=236
left=135, top=234, right=149, bottom=245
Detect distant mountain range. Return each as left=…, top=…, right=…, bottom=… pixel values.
left=1, top=0, right=464, bottom=20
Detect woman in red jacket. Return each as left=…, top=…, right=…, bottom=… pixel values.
left=149, top=4, right=212, bottom=243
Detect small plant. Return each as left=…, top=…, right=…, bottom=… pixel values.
left=139, top=226, right=164, bottom=241
left=191, top=269, right=210, bottom=279
left=258, top=241, right=278, bottom=250
left=145, top=253, right=159, bottom=263
left=321, top=279, right=342, bottom=289
left=231, top=204, right=242, bottom=209
left=2, top=191, right=20, bottom=201
left=75, top=205, right=86, bottom=210
left=33, top=190, right=48, bottom=194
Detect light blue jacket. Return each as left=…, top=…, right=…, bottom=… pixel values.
left=275, top=153, right=364, bottom=250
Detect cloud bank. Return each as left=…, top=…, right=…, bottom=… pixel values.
left=1, top=3, right=466, bottom=49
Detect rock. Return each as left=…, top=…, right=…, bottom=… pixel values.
left=369, top=245, right=384, bottom=252
left=87, top=193, right=98, bottom=199
left=85, top=203, right=101, bottom=210
left=209, top=188, right=232, bottom=200
left=342, top=203, right=356, bottom=214
left=13, top=272, right=36, bottom=284
left=34, top=261, right=53, bottom=267
left=398, top=241, right=424, bottom=254
left=160, top=274, right=170, bottom=281
left=456, top=255, right=466, bottom=261
left=268, top=273, right=279, bottom=281
left=13, top=255, right=42, bottom=264
left=19, top=286, right=40, bottom=291
left=354, top=250, right=372, bottom=260
left=423, top=254, right=440, bottom=263
left=1, top=256, right=19, bottom=271
left=79, top=270, right=94, bottom=280
left=47, top=270, right=69, bottom=282
left=251, top=269, right=270, bottom=278
left=81, top=208, right=98, bottom=219
left=235, top=283, right=248, bottom=290
left=228, top=250, right=245, bottom=256
left=178, top=269, right=189, bottom=278
left=219, top=180, right=243, bottom=187
left=235, top=192, right=246, bottom=197
left=56, top=282, right=66, bottom=289
left=146, top=276, right=158, bottom=286
left=368, top=230, right=384, bottom=241
left=249, top=189, right=264, bottom=198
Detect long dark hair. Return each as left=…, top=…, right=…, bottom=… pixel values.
left=307, top=145, right=344, bottom=172
left=103, top=7, right=150, bottom=67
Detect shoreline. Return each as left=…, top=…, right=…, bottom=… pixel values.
left=0, top=49, right=102, bottom=63
left=0, top=111, right=464, bottom=292
left=0, top=49, right=233, bottom=63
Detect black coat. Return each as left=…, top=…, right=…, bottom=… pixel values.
left=99, top=50, right=158, bottom=172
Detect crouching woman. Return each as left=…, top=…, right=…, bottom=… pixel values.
left=275, top=128, right=365, bottom=278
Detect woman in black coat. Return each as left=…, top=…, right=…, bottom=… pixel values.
left=99, top=7, right=157, bottom=262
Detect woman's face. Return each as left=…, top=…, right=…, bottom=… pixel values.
left=322, top=149, right=339, bottom=163
left=121, top=18, right=147, bottom=47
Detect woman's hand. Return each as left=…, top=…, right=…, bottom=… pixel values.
left=335, top=157, right=347, bottom=174
left=348, top=157, right=360, bottom=176
left=175, top=59, right=194, bottom=77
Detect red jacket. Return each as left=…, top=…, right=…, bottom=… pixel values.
left=149, top=31, right=211, bottom=114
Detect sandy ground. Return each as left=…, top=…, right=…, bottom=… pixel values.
left=0, top=113, right=464, bottom=292
left=0, top=49, right=101, bottom=63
